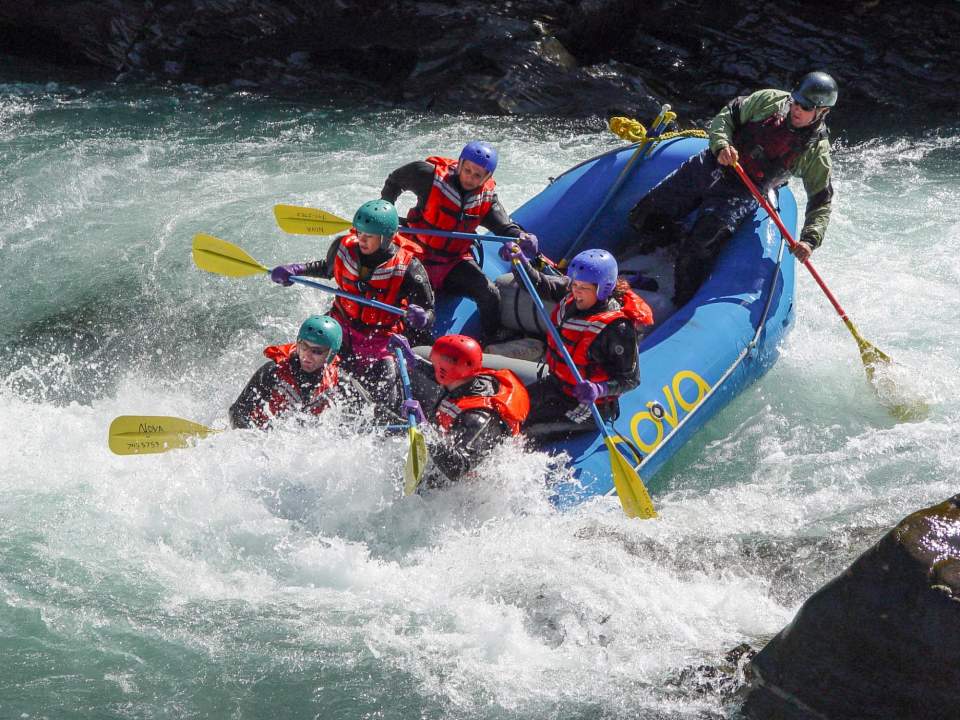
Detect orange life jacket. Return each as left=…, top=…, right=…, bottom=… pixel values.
left=246, top=343, right=340, bottom=427
left=435, top=368, right=530, bottom=435
left=331, top=230, right=412, bottom=331
left=545, top=290, right=652, bottom=397
left=405, top=155, right=497, bottom=264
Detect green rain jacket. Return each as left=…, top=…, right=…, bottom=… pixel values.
left=709, top=89, right=833, bottom=249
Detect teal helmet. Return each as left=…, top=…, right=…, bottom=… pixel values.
left=353, top=199, right=399, bottom=238
left=297, top=315, right=342, bottom=354
left=792, top=71, right=838, bottom=109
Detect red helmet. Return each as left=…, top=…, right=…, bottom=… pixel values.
left=430, top=334, right=482, bottom=384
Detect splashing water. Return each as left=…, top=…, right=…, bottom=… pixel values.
left=2, top=79, right=958, bottom=719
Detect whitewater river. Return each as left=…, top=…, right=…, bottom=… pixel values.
left=1, top=80, right=958, bottom=719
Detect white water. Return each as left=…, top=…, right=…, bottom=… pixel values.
left=1, top=82, right=958, bottom=719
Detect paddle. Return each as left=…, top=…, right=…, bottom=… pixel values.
left=510, top=257, right=657, bottom=519
left=274, top=204, right=519, bottom=244
left=192, top=233, right=405, bottom=316
left=393, top=348, right=429, bottom=495
left=561, top=104, right=675, bottom=265
left=730, top=163, right=923, bottom=417
left=108, top=415, right=219, bottom=455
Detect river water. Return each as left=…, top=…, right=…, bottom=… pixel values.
left=2, top=80, right=958, bottom=719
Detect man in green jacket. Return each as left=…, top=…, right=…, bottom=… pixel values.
left=623, top=71, right=837, bottom=306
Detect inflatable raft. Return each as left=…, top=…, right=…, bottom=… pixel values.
left=431, top=136, right=798, bottom=507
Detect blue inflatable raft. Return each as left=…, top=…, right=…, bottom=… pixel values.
left=431, top=136, right=798, bottom=507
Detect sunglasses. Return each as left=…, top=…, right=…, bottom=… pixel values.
left=792, top=98, right=817, bottom=112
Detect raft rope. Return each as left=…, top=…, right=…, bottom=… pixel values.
left=608, top=116, right=708, bottom=144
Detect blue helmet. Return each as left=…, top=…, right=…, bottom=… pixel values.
left=567, top=249, right=618, bottom=301
left=459, top=140, right=498, bottom=174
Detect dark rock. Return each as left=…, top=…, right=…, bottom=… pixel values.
left=0, top=0, right=958, bottom=122
left=742, top=494, right=960, bottom=720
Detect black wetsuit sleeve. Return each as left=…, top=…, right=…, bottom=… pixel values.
left=381, top=161, right=435, bottom=207
left=590, top=318, right=640, bottom=395
left=400, top=257, right=436, bottom=326
left=430, top=409, right=510, bottom=482
left=229, top=361, right=278, bottom=429
left=517, top=264, right=570, bottom=302
left=480, top=196, right=523, bottom=237
left=300, top=236, right=342, bottom=279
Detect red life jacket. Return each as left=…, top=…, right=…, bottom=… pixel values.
left=734, top=110, right=824, bottom=189
left=405, top=155, right=497, bottom=265
left=331, top=230, right=412, bottom=332
left=435, top=368, right=530, bottom=436
left=246, top=343, right=340, bottom=427
left=545, top=290, right=651, bottom=397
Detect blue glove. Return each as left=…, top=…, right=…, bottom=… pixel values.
left=388, top=333, right=417, bottom=367
left=573, top=380, right=606, bottom=405
left=405, top=303, right=429, bottom=329
left=270, top=263, right=305, bottom=287
left=498, top=241, right=522, bottom=262
left=402, top=398, right=427, bottom=426
left=518, top=232, right=539, bottom=258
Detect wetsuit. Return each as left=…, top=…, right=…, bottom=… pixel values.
left=518, top=269, right=642, bottom=436
left=381, top=159, right=525, bottom=344
left=229, top=347, right=364, bottom=429
left=297, top=234, right=435, bottom=415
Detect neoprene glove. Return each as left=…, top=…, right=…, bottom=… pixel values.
left=402, top=398, right=427, bottom=426
left=388, top=333, right=417, bottom=367
left=573, top=380, right=607, bottom=405
left=405, top=304, right=429, bottom=329
left=518, top=232, right=539, bottom=258
left=270, top=263, right=305, bottom=287
left=498, top=242, right=520, bottom=262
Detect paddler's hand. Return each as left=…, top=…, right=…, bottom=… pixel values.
left=791, top=240, right=813, bottom=264
left=573, top=380, right=607, bottom=405
left=388, top=333, right=417, bottom=367
left=518, top=232, right=539, bottom=258
left=716, top=146, right=739, bottom=167
left=405, top=304, right=429, bottom=329
left=270, top=263, right=305, bottom=286
left=498, top=241, right=522, bottom=262
left=401, top=398, right=427, bottom=426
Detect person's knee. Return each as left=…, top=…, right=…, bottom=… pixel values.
left=688, top=214, right=734, bottom=255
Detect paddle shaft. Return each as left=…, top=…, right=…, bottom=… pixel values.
left=563, top=104, right=671, bottom=263
left=732, top=163, right=852, bottom=322
left=393, top=348, right=419, bottom=428
left=290, top=275, right=405, bottom=316
left=398, top=225, right=516, bottom=244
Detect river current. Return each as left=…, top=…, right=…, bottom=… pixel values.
left=1, top=80, right=958, bottom=719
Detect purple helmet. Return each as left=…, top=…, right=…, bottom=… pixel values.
left=567, top=249, right=618, bottom=301
left=459, top=140, right=498, bottom=174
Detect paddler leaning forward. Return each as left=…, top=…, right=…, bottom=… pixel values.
left=269, top=200, right=435, bottom=416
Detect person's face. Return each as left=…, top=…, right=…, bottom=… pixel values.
left=357, top=231, right=384, bottom=254
left=570, top=280, right=599, bottom=310
left=297, top=339, right=331, bottom=373
left=789, top=99, right=825, bottom=128
left=458, top=158, right=491, bottom=191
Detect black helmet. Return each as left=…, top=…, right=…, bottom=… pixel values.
left=792, top=71, right=838, bottom=109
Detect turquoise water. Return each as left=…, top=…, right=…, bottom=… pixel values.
left=2, top=80, right=958, bottom=719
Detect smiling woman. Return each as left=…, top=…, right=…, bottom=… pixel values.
left=1, top=76, right=958, bottom=720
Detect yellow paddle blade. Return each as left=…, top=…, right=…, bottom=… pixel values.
left=604, top=436, right=657, bottom=519
left=109, top=415, right=219, bottom=455
left=192, top=233, right=270, bottom=277
left=845, top=320, right=929, bottom=421
left=274, top=204, right=353, bottom=236
left=403, top=426, right=429, bottom=496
